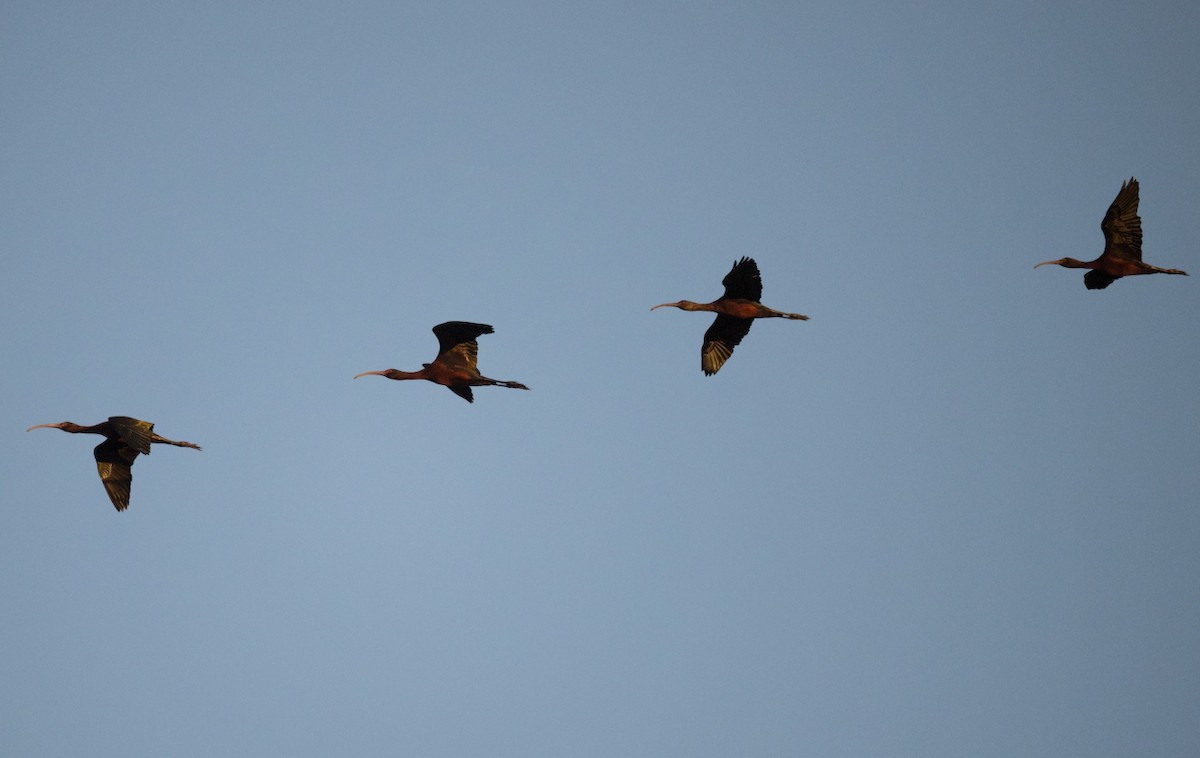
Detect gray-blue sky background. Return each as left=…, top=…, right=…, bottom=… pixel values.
left=3, top=2, right=1198, bottom=755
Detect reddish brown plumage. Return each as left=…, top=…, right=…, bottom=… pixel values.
left=1035, top=177, right=1189, bottom=290
left=354, top=321, right=530, bottom=403
left=651, top=257, right=809, bottom=375
left=26, top=416, right=201, bottom=511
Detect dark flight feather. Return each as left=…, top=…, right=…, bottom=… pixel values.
left=1100, top=178, right=1143, bottom=263
left=1084, top=269, right=1118, bottom=290
left=720, top=257, right=763, bottom=302
left=702, top=314, right=753, bottom=376
left=93, top=438, right=140, bottom=511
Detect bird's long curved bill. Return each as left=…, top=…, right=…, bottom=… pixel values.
left=26, top=423, right=56, bottom=432
left=650, top=303, right=676, bottom=311
left=353, top=371, right=386, bottom=379
left=1033, top=260, right=1059, bottom=269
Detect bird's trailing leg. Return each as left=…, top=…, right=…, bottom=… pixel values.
left=766, top=307, right=810, bottom=320
left=484, top=378, right=530, bottom=391
left=152, top=433, right=202, bottom=450
left=1144, top=265, right=1189, bottom=276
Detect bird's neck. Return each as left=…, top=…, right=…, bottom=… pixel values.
left=383, top=369, right=428, bottom=381
left=1060, top=258, right=1094, bottom=269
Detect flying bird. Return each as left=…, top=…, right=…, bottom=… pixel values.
left=652, top=256, right=809, bottom=375
left=354, top=321, right=530, bottom=403
left=26, top=416, right=201, bottom=512
left=1035, top=177, right=1188, bottom=289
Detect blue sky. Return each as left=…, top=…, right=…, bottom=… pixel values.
left=3, top=2, right=1198, bottom=756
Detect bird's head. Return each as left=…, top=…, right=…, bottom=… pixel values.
left=26, top=421, right=73, bottom=432
left=353, top=369, right=414, bottom=381
left=651, top=300, right=701, bottom=312
left=1034, top=257, right=1087, bottom=269
left=353, top=369, right=390, bottom=380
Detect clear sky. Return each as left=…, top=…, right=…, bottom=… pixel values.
left=3, top=2, right=1198, bottom=756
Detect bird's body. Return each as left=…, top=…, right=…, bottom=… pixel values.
left=26, top=416, right=201, bottom=511
left=355, top=321, right=530, bottom=403
left=1035, top=177, right=1188, bottom=289
left=652, top=257, right=808, bottom=375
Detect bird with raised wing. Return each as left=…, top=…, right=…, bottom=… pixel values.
left=652, top=257, right=809, bottom=375
left=354, top=321, right=530, bottom=403
left=1035, top=177, right=1188, bottom=290
left=26, top=416, right=201, bottom=512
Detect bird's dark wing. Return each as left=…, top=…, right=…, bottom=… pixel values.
left=720, top=257, right=763, bottom=302
left=1084, top=270, right=1118, bottom=290
left=94, top=439, right=140, bottom=511
left=447, top=385, right=475, bottom=403
left=432, top=321, right=494, bottom=356
left=438, top=339, right=480, bottom=373
left=1100, top=178, right=1142, bottom=263
left=107, top=416, right=154, bottom=455
left=433, top=321, right=495, bottom=372
left=702, top=314, right=753, bottom=375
